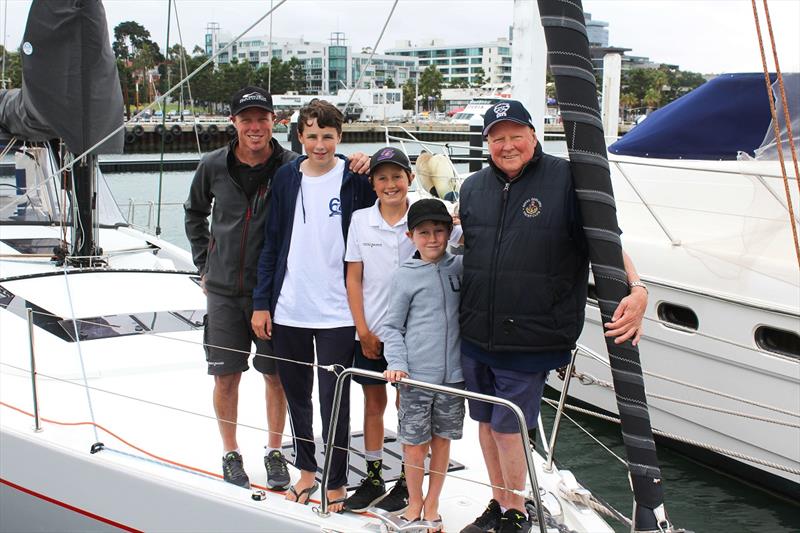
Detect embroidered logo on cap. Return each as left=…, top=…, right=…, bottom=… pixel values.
left=493, top=103, right=511, bottom=117
left=239, top=92, right=268, bottom=104
left=377, top=148, right=395, bottom=161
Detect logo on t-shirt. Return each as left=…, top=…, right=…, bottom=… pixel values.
left=329, top=197, right=342, bottom=217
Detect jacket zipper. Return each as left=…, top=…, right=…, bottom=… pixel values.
left=436, top=263, right=448, bottom=380
left=238, top=205, right=252, bottom=294
left=487, top=181, right=511, bottom=351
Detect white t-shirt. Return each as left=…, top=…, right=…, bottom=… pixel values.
left=345, top=199, right=462, bottom=341
left=274, top=159, right=354, bottom=328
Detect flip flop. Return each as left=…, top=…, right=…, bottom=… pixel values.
left=287, top=481, right=319, bottom=505
left=424, top=515, right=443, bottom=532
left=327, top=496, right=347, bottom=514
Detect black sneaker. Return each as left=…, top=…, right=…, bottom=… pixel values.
left=264, top=450, right=290, bottom=490
left=460, top=499, right=502, bottom=532
left=222, top=451, right=250, bottom=488
left=343, top=477, right=387, bottom=512
left=374, top=478, right=409, bottom=514
left=498, top=508, right=531, bottom=533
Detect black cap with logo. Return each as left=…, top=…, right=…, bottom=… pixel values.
left=369, top=146, right=412, bottom=175
left=482, top=99, right=535, bottom=136
left=407, top=199, right=452, bottom=230
left=230, top=86, right=274, bottom=116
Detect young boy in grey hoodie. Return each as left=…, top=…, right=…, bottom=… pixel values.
left=383, top=199, right=464, bottom=530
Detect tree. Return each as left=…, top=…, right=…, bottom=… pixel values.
left=287, top=57, right=306, bottom=93
left=402, top=79, right=416, bottom=111
left=112, top=21, right=152, bottom=61
left=471, top=67, right=486, bottom=88
left=385, top=77, right=396, bottom=89
left=419, top=65, right=443, bottom=111
left=0, top=45, right=22, bottom=88
left=449, top=78, right=470, bottom=89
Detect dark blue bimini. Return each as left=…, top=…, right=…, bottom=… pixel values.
left=609, top=73, right=776, bottom=160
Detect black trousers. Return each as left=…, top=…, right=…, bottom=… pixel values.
left=272, top=324, right=355, bottom=489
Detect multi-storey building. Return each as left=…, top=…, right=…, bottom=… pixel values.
left=384, top=38, right=512, bottom=87
left=205, top=27, right=418, bottom=95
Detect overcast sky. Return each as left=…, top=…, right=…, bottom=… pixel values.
left=3, top=0, right=799, bottom=74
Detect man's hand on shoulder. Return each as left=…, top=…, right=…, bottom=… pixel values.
left=347, top=152, right=371, bottom=174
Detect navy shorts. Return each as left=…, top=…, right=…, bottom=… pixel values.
left=204, top=291, right=276, bottom=376
left=352, top=340, right=388, bottom=386
left=461, top=355, right=547, bottom=434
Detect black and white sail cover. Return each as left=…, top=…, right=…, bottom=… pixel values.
left=0, top=0, right=123, bottom=154
left=537, top=0, right=666, bottom=517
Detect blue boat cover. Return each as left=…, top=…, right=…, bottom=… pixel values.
left=609, top=73, right=775, bottom=160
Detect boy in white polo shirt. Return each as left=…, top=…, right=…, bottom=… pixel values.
left=343, top=147, right=461, bottom=514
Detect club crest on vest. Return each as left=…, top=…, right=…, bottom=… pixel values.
left=522, top=197, right=542, bottom=218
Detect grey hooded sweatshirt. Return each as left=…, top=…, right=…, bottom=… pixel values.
left=383, top=251, right=464, bottom=384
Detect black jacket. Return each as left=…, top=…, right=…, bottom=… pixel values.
left=459, top=143, right=589, bottom=352
left=184, top=139, right=298, bottom=296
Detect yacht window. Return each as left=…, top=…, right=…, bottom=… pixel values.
left=755, top=326, right=800, bottom=359
left=1, top=238, right=62, bottom=254
left=657, top=302, right=698, bottom=331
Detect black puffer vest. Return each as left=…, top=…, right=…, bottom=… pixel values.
left=459, top=144, right=589, bottom=352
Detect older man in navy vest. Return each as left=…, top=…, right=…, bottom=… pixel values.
left=457, top=100, right=647, bottom=533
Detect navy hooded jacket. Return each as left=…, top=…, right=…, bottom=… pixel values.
left=252, top=154, right=376, bottom=313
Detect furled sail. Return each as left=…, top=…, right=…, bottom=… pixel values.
left=536, top=1, right=674, bottom=530
left=0, top=0, right=123, bottom=155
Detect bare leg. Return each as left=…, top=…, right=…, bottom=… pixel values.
left=263, top=373, right=287, bottom=449
left=478, top=422, right=506, bottom=503
left=493, top=430, right=527, bottom=511
left=403, top=442, right=429, bottom=519
left=423, top=436, right=450, bottom=522
left=214, top=373, right=242, bottom=452
left=363, top=384, right=388, bottom=451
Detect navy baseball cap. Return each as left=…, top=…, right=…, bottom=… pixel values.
left=369, top=146, right=412, bottom=175
left=407, top=199, right=452, bottom=230
left=482, top=100, right=535, bottom=136
left=230, top=86, right=274, bottom=116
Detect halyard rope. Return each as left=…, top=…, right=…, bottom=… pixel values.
left=750, top=0, right=800, bottom=269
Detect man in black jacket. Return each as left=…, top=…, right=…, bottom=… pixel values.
left=458, top=100, right=648, bottom=533
left=184, top=87, right=369, bottom=489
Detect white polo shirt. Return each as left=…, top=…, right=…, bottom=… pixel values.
left=345, top=199, right=462, bottom=341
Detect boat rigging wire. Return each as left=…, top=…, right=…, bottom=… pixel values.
left=60, top=267, right=99, bottom=443
left=154, top=0, right=173, bottom=237
left=750, top=0, right=800, bottom=269
left=344, top=0, right=399, bottom=109
left=171, top=0, right=203, bottom=156
left=574, top=341, right=799, bottom=420
left=20, top=308, right=795, bottom=422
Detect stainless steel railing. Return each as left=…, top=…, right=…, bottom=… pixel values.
left=315, top=367, right=548, bottom=533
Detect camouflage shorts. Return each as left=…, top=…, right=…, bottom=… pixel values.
left=397, top=382, right=465, bottom=445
